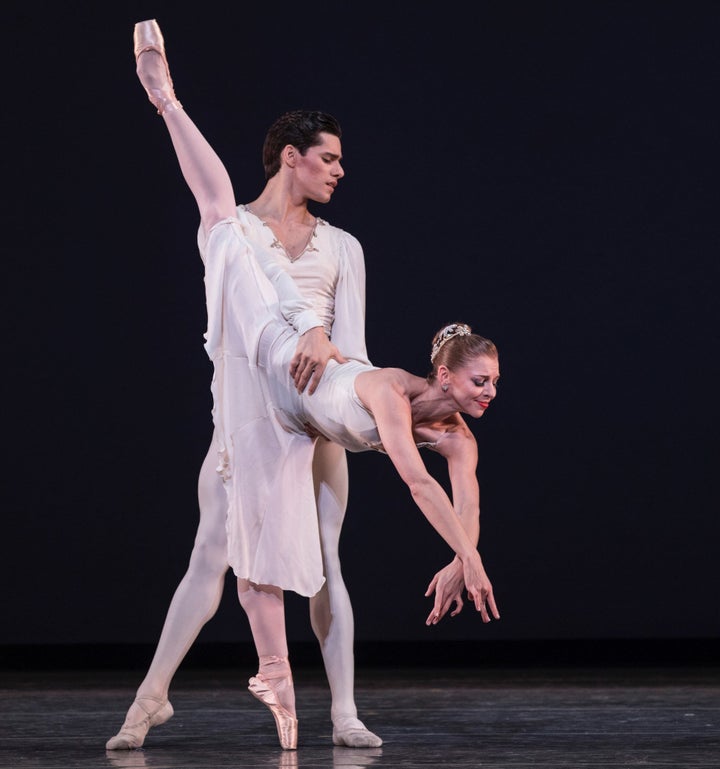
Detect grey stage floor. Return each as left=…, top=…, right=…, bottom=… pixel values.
left=1, top=664, right=719, bottom=768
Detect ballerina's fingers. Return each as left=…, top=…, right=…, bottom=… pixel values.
left=486, top=590, right=501, bottom=620
left=468, top=586, right=500, bottom=623
left=450, top=596, right=465, bottom=617
left=425, top=593, right=463, bottom=626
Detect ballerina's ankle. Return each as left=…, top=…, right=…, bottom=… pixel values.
left=152, top=94, right=183, bottom=116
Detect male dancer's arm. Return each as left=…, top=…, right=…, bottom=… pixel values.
left=327, top=232, right=370, bottom=364
left=252, top=244, right=348, bottom=393
left=201, top=226, right=347, bottom=392
left=291, top=231, right=367, bottom=392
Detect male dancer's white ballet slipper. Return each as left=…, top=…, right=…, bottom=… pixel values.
left=133, top=19, right=183, bottom=115
left=248, top=656, right=298, bottom=750
left=332, top=715, right=383, bottom=748
left=105, top=696, right=174, bottom=750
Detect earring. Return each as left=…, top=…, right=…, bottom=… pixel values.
left=441, top=384, right=449, bottom=392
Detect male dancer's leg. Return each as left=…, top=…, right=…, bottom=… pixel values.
left=106, top=433, right=229, bottom=749
left=309, top=439, right=383, bottom=747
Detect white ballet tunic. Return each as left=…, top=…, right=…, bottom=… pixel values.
left=199, top=216, right=377, bottom=597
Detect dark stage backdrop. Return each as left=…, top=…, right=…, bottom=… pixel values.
left=3, top=1, right=719, bottom=653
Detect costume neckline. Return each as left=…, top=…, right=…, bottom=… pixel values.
left=241, top=204, right=323, bottom=262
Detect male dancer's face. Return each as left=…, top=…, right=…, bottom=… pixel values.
left=293, top=133, right=344, bottom=204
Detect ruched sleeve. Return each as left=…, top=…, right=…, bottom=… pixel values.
left=329, top=230, right=371, bottom=365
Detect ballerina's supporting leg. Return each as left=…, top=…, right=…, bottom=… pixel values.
left=238, top=580, right=298, bottom=750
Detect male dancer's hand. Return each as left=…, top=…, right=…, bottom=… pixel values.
left=291, top=327, right=348, bottom=395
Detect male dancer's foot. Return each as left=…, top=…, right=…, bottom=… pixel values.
left=106, top=696, right=173, bottom=750
left=332, top=715, right=383, bottom=748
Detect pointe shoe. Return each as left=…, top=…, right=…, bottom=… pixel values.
left=332, top=715, right=383, bottom=748
left=133, top=19, right=182, bottom=115
left=248, top=670, right=298, bottom=750
left=105, top=696, right=174, bottom=750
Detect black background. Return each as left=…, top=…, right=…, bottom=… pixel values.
left=3, top=1, right=718, bottom=653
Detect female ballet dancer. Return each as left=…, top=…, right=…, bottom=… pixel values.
left=124, top=20, right=500, bottom=751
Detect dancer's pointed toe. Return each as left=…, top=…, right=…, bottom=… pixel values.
left=132, top=19, right=182, bottom=115
left=133, top=19, right=165, bottom=60
left=248, top=674, right=298, bottom=750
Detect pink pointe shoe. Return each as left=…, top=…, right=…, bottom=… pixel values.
left=133, top=19, right=183, bottom=115
left=248, top=656, right=298, bottom=750
left=105, top=696, right=174, bottom=750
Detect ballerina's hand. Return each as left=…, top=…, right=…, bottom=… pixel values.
left=462, top=553, right=500, bottom=624
left=290, top=327, right=348, bottom=395
left=425, top=559, right=465, bottom=625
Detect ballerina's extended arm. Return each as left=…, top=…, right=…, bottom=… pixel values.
left=423, top=426, right=498, bottom=624
left=360, top=377, right=499, bottom=621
